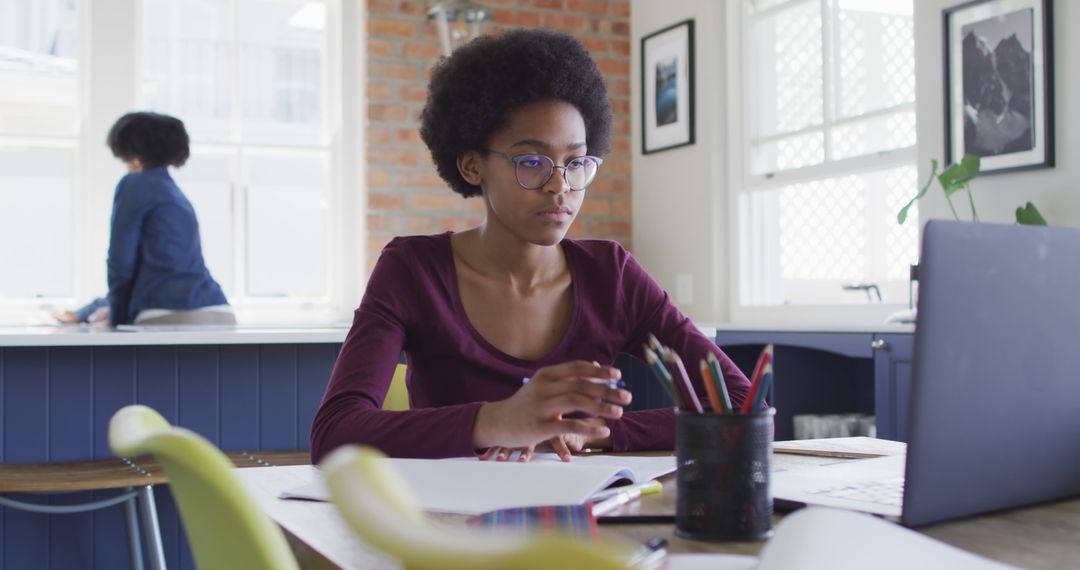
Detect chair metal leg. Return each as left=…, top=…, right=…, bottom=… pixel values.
left=136, top=485, right=167, bottom=570
left=123, top=488, right=145, bottom=570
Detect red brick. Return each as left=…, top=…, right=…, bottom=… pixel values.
left=367, top=214, right=444, bottom=233
left=367, top=169, right=392, bottom=188
left=613, top=118, right=631, bottom=135
left=589, top=178, right=630, bottom=197
left=586, top=219, right=631, bottom=238
left=542, top=13, right=587, bottom=32
left=367, top=83, right=393, bottom=101
left=579, top=197, right=611, bottom=217
left=368, top=104, right=409, bottom=122
left=607, top=78, right=630, bottom=97
left=368, top=61, right=418, bottom=81
left=367, top=147, right=418, bottom=166
left=397, top=0, right=426, bottom=15
left=524, top=0, right=563, bottom=8
left=611, top=21, right=630, bottom=36
left=368, top=191, right=405, bottom=210
left=411, top=194, right=463, bottom=211
left=567, top=0, right=608, bottom=16
left=580, top=37, right=608, bottom=54
left=368, top=39, right=394, bottom=57
left=611, top=40, right=630, bottom=57
left=402, top=42, right=440, bottom=59
left=400, top=171, right=447, bottom=189
left=513, top=10, right=542, bottom=27
left=612, top=0, right=631, bottom=18
left=370, top=19, right=418, bottom=38
left=401, top=86, right=428, bottom=102
left=367, top=127, right=391, bottom=145
left=595, top=57, right=629, bottom=76
left=610, top=135, right=631, bottom=154
left=394, top=128, right=424, bottom=146
left=611, top=198, right=632, bottom=218
left=610, top=98, right=630, bottom=115
left=367, top=0, right=392, bottom=12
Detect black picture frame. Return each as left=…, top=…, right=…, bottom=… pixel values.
left=943, top=0, right=1054, bottom=174
left=641, top=19, right=695, bottom=155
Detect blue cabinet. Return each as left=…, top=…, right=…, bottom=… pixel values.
left=713, top=329, right=913, bottom=442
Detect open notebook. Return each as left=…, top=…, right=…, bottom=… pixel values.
left=280, top=453, right=676, bottom=515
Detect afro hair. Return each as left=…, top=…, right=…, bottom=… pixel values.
left=419, top=28, right=612, bottom=198
left=106, top=111, right=190, bottom=169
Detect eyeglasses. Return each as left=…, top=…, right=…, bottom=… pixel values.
left=483, top=149, right=603, bottom=191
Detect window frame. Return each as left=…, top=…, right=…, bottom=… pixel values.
left=0, top=0, right=365, bottom=325
left=725, top=0, right=918, bottom=325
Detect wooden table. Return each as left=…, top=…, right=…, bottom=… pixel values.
left=234, top=453, right=1080, bottom=570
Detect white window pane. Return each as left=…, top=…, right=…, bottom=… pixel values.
left=244, top=152, right=327, bottom=296
left=836, top=3, right=915, bottom=118
left=237, top=0, right=325, bottom=145
left=170, top=151, right=235, bottom=295
left=832, top=109, right=915, bottom=160
left=750, top=131, right=824, bottom=174
left=0, top=0, right=78, bottom=136
left=0, top=147, right=73, bottom=297
left=141, top=0, right=233, bottom=142
left=746, top=1, right=823, bottom=141
left=740, top=165, right=918, bottom=305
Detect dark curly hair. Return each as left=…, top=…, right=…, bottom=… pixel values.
left=420, top=29, right=613, bottom=198
left=106, top=112, right=190, bottom=169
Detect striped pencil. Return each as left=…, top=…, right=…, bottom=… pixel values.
left=644, top=348, right=681, bottom=408
left=699, top=359, right=725, bottom=413
left=706, top=353, right=733, bottom=412
left=741, top=344, right=774, bottom=413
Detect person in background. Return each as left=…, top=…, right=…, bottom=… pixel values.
left=55, top=112, right=234, bottom=326
left=310, top=29, right=750, bottom=464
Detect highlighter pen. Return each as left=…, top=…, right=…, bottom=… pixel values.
left=626, top=537, right=668, bottom=569
left=590, top=480, right=664, bottom=516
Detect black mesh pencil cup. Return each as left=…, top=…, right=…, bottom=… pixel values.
left=675, top=408, right=775, bottom=541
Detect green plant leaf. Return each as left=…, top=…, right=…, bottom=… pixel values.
left=1016, top=201, right=1048, bottom=226
left=897, top=159, right=938, bottom=225
left=938, top=154, right=981, bottom=197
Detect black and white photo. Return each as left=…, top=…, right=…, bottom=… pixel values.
left=944, top=0, right=1054, bottom=173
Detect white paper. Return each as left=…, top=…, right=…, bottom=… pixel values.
left=759, top=507, right=1017, bottom=570
left=281, top=453, right=676, bottom=515
left=772, top=437, right=907, bottom=459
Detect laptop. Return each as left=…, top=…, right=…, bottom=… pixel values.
left=772, top=221, right=1080, bottom=527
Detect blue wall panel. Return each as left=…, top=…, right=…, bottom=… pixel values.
left=219, top=346, right=259, bottom=452
left=258, top=346, right=298, bottom=451
left=0, top=342, right=338, bottom=570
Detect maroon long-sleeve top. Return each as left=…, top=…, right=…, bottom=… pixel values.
left=310, top=233, right=749, bottom=462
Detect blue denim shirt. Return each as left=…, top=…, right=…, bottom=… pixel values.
left=77, top=167, right=227, bottom=324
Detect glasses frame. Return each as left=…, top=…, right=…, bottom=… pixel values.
left=483, top=149, right=603, bottom=191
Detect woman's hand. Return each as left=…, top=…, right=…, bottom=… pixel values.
left=87, top=306, right=111, bottom=325
left=472, top=360, right=630, bottom=453
left=53, top=310, right=80, bottom=324
left=478, top=423, right=607, bottom=462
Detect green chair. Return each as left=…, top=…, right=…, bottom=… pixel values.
left=321, top=445, right=633, bottom=570
left=108, top=405, right=299, bottom=570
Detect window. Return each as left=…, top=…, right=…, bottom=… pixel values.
left=0, top=0, right=79, bottom=300
left=733, top=0, right=918, bottom=310
left=141, top=0, right=332, bottom=301
left=0, top=0, right=361, bottom=324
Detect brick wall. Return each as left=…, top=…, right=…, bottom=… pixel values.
left=365, top=0, right=633, bottom=271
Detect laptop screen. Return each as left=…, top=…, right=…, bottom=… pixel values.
left=903, top=221, right=1080, bottom=526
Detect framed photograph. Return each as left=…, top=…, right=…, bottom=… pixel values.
left=943, top=0, right=1054, bottom=173
left=641, top=19, right=695, bottom=155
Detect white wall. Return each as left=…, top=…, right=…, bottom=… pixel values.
left=915, top=0, right=1078, bottom=227
left=631, top=0, right=728, bottom=324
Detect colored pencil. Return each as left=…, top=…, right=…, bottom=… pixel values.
left=663, top=350, right=704, bottom=413
left=699, top=359, right=725, bottom=413
left=644, top=348, right=681, bottom=408
left=750, top=364, right=773, bottom=411
left=706, top=353, right=733, bottom=412
left=741, top=344, right=774, bottom=413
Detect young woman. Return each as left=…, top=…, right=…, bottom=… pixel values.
left=310, top=29, right=748, bottom=463
left=56, top=112, right=234, bottom=326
